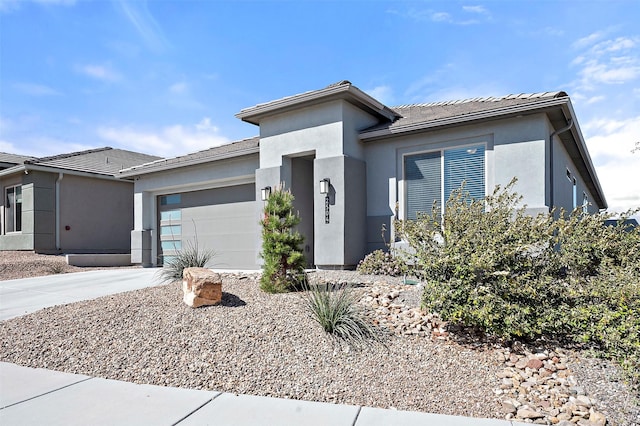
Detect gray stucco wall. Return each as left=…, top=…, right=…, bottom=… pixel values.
left=363, top=114, right=552, bottom=245
left=59, top=174, right=133, bottom=253
left=549, top=123, right=599, bottom=215
left=257, top=100, right=377, bottom=268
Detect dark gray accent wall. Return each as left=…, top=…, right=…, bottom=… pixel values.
left=291, top=157, right=315, bottom=267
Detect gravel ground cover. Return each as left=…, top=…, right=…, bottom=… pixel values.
left=0, top=251, right=138, bottom=281
left=0, top=252, right=637, bottom=424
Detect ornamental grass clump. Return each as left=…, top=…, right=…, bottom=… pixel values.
left=157, top=239, right=215, bottom=284
left=305, top=282, right=386, bottom=350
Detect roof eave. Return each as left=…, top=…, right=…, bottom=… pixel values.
left=360, top=97, right=572, bottom=141
left=0, top=164, right=131, bottom=181
left=0, top=165, right=26, bottom=178
left=359, top=96, right=607, bottom=210
left=561, top=101, right=607, bottom=209
left=118, top=145, right=260, bottom=178
left=235, top=84, right=399, bottom=125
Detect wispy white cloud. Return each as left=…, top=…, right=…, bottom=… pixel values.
left=572, top=30, right=607, bottom=49
left=570, top=33, right=640, bottom=95
left=0, top=0, right=76, bottom=13
left=365, top=85, right=395, bottom=105
left=12, top=82, right=61, bottom=96
left=116, top=0, right=168, bottom=53
left=169, top=81, right=188, bottom=95
left=405, top=64, right=505, bottom=103
left=97, top=118, right=229, bottom=158
left=75, top=63, right=122, bottom=82
left=462, top=5, right=489, bottom=15
left=583, top=116, right=640, bottom=212
left=388, top=4, right=489, bottom=25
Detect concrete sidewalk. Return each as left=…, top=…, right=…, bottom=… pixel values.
left=0, top=270, right=526, bottom=426
left=0, top=363, right=524, bottom=426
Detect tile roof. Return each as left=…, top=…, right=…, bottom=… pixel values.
left=0, top=152, right=36, bottom=166
left=119, top=137, right=260, bottom=176
left=24, top=147, right=161, bottom=176
left=363, top=91, right=568, bottom=135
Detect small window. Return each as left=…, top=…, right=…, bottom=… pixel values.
left=161, top=240, right=182, bottom=251
left=5, top=185, right=22, bottom=233
left=160, top=225, right=181, bottom=236
left=160, top=194, right=181, bottom=205
left=160, top=210, right=181, bottom=221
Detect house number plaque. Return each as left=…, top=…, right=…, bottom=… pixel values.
left=324, top=195, right=330, bottom=224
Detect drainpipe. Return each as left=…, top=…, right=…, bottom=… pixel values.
left=549, top=118, right=573, bottom=212
left=55, top=172, right=64, bottom=251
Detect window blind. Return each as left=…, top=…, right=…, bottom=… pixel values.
left=444, top=145, right=485, bottom=203
left=405, top=152, right=441, bottom=220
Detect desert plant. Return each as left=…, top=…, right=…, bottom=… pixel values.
left=47, top=262, right=68, bottom=274
left=356, top=249, right=408, bottom=276
left=259, top=184, right=306, bottom=293
left=395, top=179, right=640, bottom=390
left=157, top=238, right=215, bottom=284
left=305, top=282, right=386, bottom=349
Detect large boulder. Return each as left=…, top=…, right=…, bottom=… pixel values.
left=182, top=267, right=222, bottom=308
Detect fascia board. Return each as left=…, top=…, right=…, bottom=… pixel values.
left=0, top=165, right=25, bottom=178
left=18, top=164, right=130, bottom=181
left=360, top=97, right=571, bottom=141
left=563, top=101, right=608, bottom=209
left=118, top=146, right=260, bottom=178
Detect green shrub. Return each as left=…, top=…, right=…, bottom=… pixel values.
left=260, top=185, right=306, bottom=293
left=395, top=179, right=639, bottom=390
left=397, top=180, right=567, bottom=339
left=157, top=239, right=215, bottom=284
left=356, top=249, right=407, bottom=276
left=305, top=282, right=385, bottom=349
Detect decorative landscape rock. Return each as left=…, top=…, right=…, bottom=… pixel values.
left=356, top=283, right=612, bottom=426
left=182, top=267, right=222, bottom=308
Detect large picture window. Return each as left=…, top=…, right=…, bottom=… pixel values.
left=5, top=185, right=22, bottom=233
left=405, top=144, right=485, bottom=219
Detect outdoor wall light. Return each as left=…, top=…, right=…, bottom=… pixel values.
left=319, top=178, right=330, bottom=195
left=261, top=186, right=271, bottom=201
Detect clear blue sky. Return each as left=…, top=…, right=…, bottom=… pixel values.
left=1, top=0, right=639, bottom=213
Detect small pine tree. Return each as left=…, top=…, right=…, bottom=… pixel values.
left=260, top=185, right=306, bottom=293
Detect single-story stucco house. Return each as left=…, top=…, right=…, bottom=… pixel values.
left=0, top=147, right=161, bottom=254
left=121, top=80, right=606, bottom=270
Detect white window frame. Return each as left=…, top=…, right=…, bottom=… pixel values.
left=4, top=184, right=22, bottom=234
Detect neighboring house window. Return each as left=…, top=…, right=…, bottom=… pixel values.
left=5, top=185, right=22, bottom=233
left=582, top=192, right=589, bottom=214
left=405, top=144, right=485, bottom=219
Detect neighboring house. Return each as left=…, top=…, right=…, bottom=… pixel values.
left=122, top=80, right=606, bottom=270
left=0, top=147, right=161, bottom=254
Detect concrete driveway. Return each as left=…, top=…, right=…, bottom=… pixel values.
left=0, top=268, right=160, bottom=321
